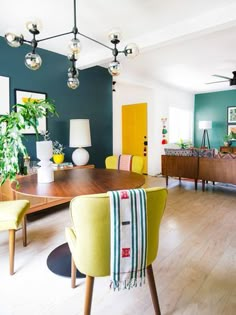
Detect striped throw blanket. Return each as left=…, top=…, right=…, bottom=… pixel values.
left=118, top=155, right=133, bottom=171
left=108, top=188, right=147, bottom=290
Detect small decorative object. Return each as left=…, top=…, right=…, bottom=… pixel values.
left=36, top=141, right=54, bottom=183
left=52, top=140, right=65, bottom=164
left=161, top=118, right=168, bottom=144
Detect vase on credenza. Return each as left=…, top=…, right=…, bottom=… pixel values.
left=36, top=141, right=54, bottom=183
left=53, top=154, right=64, bottom=164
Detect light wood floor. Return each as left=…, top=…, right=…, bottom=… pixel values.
left=0, top=176, right=236, bottom=315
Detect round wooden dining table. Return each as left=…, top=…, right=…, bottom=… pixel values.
left=12, top=167, right=145, bottom=198
left=12, top=167, right=145, bottom=277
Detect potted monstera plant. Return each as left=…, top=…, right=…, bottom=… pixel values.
left=0, top=98, right=57, bottom=185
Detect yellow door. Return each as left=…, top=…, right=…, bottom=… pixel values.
left=122, top=103, right=148, bottom=174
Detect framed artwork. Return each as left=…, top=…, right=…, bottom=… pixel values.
left=228, top=124, right=236, bottom=140
left=227, top=106, right=236, bottom=123
left=15, top=89, right=47, bottom=134
left=0, top=76, right=10, bottom=114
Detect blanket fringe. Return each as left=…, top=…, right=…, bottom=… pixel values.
left=110, top=275, right=146, bottom=291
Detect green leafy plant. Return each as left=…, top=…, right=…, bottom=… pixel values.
left=0, top=98, right=57, bottom=185
left=223, top=133, right=232, bottom=143
left=52, top=140, right=64, bottom=155
left=176, top=138, right=192, bottom=149
left=40, top=131, right=64, bottom=154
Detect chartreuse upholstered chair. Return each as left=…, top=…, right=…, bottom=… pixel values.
left=0, top=200, right=30, bottom=275
left=105, top=155, right=144, bottom=174
left=65, top=187, right=167, bottom=315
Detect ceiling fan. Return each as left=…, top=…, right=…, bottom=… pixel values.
left=206, top=71, right=236, bottom=86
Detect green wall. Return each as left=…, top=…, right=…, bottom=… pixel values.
left=194, top=90, right=236, bottom=148
left=0, top=36, right=113, bottom=167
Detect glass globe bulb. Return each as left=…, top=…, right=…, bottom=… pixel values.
left=68, top=38, right=81, bottom=55
left=67, top=77, right=80, bottom=89
left=124, top=43, right=139, bottom=58
left=26, top=19, right=42, bottom=33
left=25, top=52, right=42, bottom=70
left=68, top=67, right=79, bottom=78
left=108, top=61, right=121, bottom=76
left=108, top=29, right=121, bottom=44
left=5, top=33, right=23, bottom=47
left=67, top=52, right=79, bottom=61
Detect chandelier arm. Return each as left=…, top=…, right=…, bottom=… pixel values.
left=22, top=39, right=33, bottom=44
left=78, top=31, right=113, bottom=51
left=37, top=31, right=73, bottom=43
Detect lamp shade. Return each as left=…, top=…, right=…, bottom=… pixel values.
left=69, top=119, right=91, bottom=148
left=199, top=120, right=212, bottom=130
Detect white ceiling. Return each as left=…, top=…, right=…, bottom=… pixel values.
left=1, top=0, right=236, bottom=93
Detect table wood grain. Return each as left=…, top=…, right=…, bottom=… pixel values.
left=12, top=168, right=145, bottom=199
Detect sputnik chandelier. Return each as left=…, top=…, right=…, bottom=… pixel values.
left=5, top=0, right=139, bottom=89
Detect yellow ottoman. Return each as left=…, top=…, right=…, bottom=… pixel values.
left=0, top=200, right=30, bottom=275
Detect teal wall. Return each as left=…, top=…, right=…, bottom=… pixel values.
left=194, top=90, right=236, bottom=148
left=0, top=36, right=113, bottom=167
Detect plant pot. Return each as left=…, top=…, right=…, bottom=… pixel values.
left=53, top=154, right=64, bottom=164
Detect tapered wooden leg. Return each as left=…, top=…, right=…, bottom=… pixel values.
left=194, top=179, right=198, bottom=191
left=84, top=275, right=94, bottom=315
left=9, top=229, right=15, bottom=275
left=22, top=215, right=27, bottom=247
left=166, top=176, right=168, bottom=187
left=147, top=264, right=161, bottom=315
left=71, top=257, right=76, bottom=288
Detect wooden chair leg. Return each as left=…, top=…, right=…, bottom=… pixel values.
left=22, top=215, right=27, bottom=247
left=9, top=229, right=15, bottom=275
left=71, top=256, right=76, bottom=288
left=147, top=264, right=161, bottom=315
left=84, top=275, right=94, bottom=315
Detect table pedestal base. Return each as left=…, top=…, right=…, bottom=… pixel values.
left=47, top=243, right=85, bottom=278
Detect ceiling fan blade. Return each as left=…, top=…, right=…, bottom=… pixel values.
left=205, top=80, right=229, bottom=85
left=212, top=74, right=231, bottom=80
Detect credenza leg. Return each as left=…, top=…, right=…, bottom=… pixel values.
left=202, top=180, right=205, bottom=192
left=166, top=176, right=168, bottom=187
left=194, top=179, right=197, bottom=190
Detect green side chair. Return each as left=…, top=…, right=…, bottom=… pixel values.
left=65, top=187, right=167, bottom=315
left=0, top=200, right=30, bottom=275
left=105, top=155, right=144, bottom=174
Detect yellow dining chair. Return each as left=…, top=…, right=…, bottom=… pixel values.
left=65, top=187, right=167, bottom=315
left=0, top=200, right=30, bottom=275
left=105, top=155, right=144, bottom=174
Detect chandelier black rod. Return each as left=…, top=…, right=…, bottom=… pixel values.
left=37, top=31, right=73, bottom=43
left=73, top=0, right=77, bottom=31
left=78, top=31, right=113, bottom=51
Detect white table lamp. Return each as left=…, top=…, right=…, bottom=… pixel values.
left=69, top=119, right=91, bottom=165
left=199, top=120, right=212, bottom=148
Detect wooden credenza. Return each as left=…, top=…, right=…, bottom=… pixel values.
left=161, top=155, right=199, bottom=190
left=0, top=164, right=94, bottom=214
left=220, top=146, right=236, bottom=154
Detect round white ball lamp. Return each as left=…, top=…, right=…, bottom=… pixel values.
left=69, top=119, right=91, bottom=166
